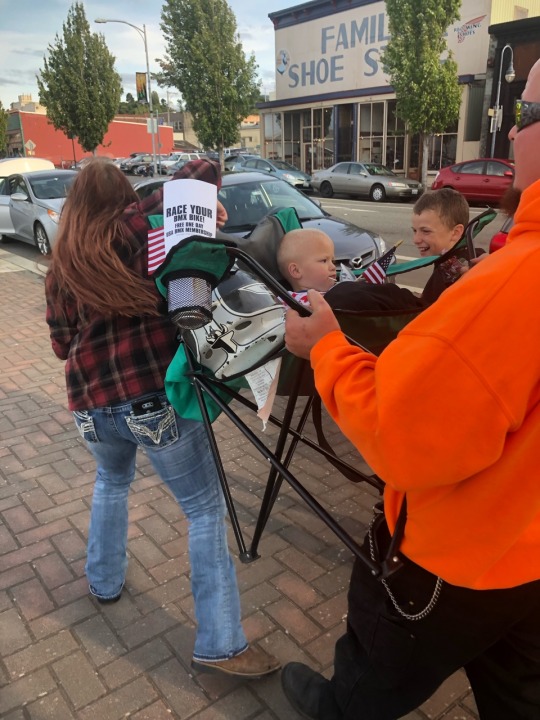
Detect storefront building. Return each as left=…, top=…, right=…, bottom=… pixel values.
left=481, top=15, right=540, bottom=159
left=260, top=0, right=540, bottom=178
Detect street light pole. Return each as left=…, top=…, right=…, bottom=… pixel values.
left=490, top=44, right=515, bottom=158
left=95, top=18, right=158, bottom=175
left=166, top=90, right=172, bottom=127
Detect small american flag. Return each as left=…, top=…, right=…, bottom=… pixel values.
left=362, top=242, right=401, bottom=284
left=148, top=226, right=166, bottom=274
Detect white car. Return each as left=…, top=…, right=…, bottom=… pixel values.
left=0, top=157, right=54, bottom=177
left=0, top=169, right=77, bottom=254
left=160, top=152, right=202, bottom=173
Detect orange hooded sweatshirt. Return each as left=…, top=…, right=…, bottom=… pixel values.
left=311, top=180, right=540, bottom=590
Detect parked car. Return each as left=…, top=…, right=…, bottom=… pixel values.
left=0, top=157, right=54, bottom=178
left=160, top=152, right=202, bottom=173
left=224, top=153, right=260, bottom=172
left=165, top=160, right=189, bottom=176
left=70, top=158, right=93, bottom=170
left=311, top=162, right=422, bottom=202
left=218, top=171, right=384, bottom=268
left=134, top=164, right=156, bottom=178
left=133, top=176, right=167, bottom=201
left=489, top=215, right=513, bottom=253
left=132, top=172, right=385, bottom=269
left=0, top=169, right=77, bottom=254
left=120, top=154, right=154, bottom=174
left=431, top=159, right=514, bottom=204
left=240, top=157, right=312, bottom=191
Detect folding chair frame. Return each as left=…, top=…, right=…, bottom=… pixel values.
left=178, top=246, right=404, bottom=579
left=155, top=207, right=497, bottom=581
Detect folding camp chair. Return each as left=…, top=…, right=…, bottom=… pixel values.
left=153, top=206, right=496, bottom=579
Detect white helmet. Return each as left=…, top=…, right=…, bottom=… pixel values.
left=184, top=267, right=285, bottom=380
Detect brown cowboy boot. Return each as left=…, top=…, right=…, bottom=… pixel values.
left=191, top=645, right=280, bottom=679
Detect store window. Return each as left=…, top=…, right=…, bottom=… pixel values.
left=427, top=120, right=458, bottom=170
left=263, top=107, right=335, bottom=173
left=358, top=102, right=384, bottom=163
left=410, top=118, right=458, bottom=173
left=323, top=107, right=334, bottom=168
left=310, top=107, right=334, bottom=171
left=283, top=112, right=301, bottom=167
left=386, top=100, right=406, bottom=170
left=264, top=113, right=282, bottom=160
left=465, top=81, right=485, bottom=142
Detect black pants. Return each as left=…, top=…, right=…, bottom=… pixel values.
left=320, top=520, right=540, bottom=720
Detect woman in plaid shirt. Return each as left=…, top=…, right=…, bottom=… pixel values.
left=45, top=158, right=280, bottom=680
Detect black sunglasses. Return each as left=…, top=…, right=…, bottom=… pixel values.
left=514, top=98, right=540, bottom=132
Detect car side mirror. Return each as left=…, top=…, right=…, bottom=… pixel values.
left=504, top=170, right=513, bottom=177
left=11, top=192, right=29, bottom=202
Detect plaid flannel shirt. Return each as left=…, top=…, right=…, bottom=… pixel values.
left=45, top=186, right=178, bottom=411
left=45, top=161, right=222, bottom=410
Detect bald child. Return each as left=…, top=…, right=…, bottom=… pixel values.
left=277, top=229, right=337, bottom=304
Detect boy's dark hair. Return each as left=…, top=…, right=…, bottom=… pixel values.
left=413, top=188, right=469, bottom=229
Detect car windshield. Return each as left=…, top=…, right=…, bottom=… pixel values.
left=272, top=160, right=297, bottom=171
left=27, top=172, right=78, bottom=199
left=219, top=177, right=324, bottom=232
left=363, top=163, right=396, bottom=177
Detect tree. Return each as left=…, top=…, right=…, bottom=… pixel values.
left=151, top=90, right=160, bottom=110
left=37, top=2, right=122, bottom=154
left=158, top=0, right=260, bottom=164
left=382, top=0, right=461, bottom=187
left=0, top=101, right=7, bottom=157
left=118, top=93, right=146, bottom=115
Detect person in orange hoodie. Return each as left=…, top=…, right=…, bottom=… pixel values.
left=280, top=59, right=540, bottom=720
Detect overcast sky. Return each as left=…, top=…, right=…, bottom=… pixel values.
left=0, top=0, right=296, bottom=109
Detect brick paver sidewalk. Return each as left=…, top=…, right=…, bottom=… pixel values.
left=0, top=253, right=478, bottom=719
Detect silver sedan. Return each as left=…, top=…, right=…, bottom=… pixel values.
left=0, top=170, right=77, bottom=254
left=311, top=162, right=422, bottom=202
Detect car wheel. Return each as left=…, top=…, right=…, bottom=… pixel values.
left=370, top=184, right=386, bottom=202
left=34, top=223, right=51, bottom=255
left=320, top=181, right=334, bottom=198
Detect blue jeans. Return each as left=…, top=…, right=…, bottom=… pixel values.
left=73, top=392, right=248, bottom=661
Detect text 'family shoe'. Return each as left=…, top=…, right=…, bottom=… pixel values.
left=281, top=662, right=330, bottom=719
left=191, top=645, right=281, bottom=679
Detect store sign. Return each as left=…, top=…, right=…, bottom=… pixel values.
left=274, top=0, right=490, bottom=101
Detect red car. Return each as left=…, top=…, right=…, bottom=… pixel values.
left=431, top=159, right=514, bottom=204
left=489, top=215, right=513, bottom=253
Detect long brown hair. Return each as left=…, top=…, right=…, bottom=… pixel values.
left=48, top=158, right=160, bottom=317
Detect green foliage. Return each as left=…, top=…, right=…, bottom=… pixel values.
left=151, top=90, right=160, bottom=109
left=0, top=101, right=7, bottom=154
left=117, top=93, right=148, bottom=115
left=158, top=0, right=260, bottom=152
left=382, top=1, right=461, bottom=136
left=37, top=2, right=122, bottom=152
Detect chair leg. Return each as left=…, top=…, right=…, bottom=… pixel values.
left=249, top=381, right=310, bottom=557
